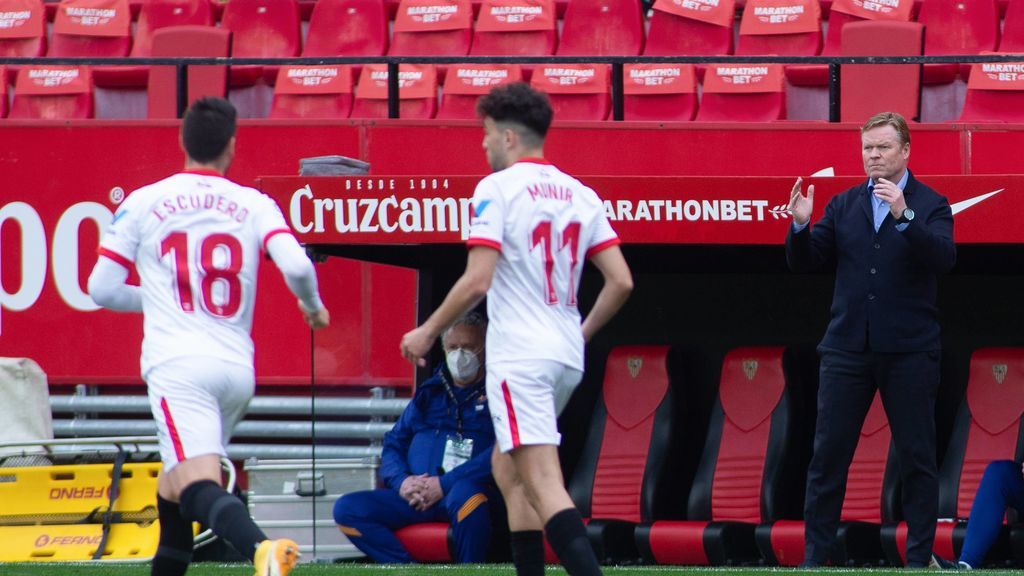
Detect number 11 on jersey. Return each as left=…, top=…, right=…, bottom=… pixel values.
left=530, top=220, right=581, bottom=306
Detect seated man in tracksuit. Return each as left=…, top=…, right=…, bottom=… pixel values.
left=334, top=312, right=496, bottom=563
left=932, top=460, right=1024, bottom=569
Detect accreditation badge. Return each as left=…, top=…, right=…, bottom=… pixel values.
left=442, top=435, right=473, bottom=473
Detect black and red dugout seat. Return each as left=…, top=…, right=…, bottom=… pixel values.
left=636, top=347, right=798, bottom=565
left=757, top=391, right=898, bottom=566
left=564, top=345, right=676, bottom=564
left=881, top=348, right=1024, bottom=566
left=394, top=345, right=676, bottom=564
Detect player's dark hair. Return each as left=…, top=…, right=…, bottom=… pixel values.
left=181, top=97, right=237, bottom=163
left=477, top=82, right=553, bottom=144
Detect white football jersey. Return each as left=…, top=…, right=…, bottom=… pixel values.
left=97, top=170, right=293, bottom=376
left=467, top=159, right=620, bottom=370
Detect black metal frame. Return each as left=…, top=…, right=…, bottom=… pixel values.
left=2, top=54, right=1019, bottom=120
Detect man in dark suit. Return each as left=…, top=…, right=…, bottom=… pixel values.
left=786, top=111, right=956, bottom=567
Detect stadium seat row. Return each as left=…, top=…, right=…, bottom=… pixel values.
left=389, top=346, right=1024, bottom=567
left=5, top=55, right=1024, bottom=123
left=3, top=0, right=1024, bottom=90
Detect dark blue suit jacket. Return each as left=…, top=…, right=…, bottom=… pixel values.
left=786, top=171, right=956, bottom=353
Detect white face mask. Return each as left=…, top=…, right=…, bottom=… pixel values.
left=446, top=348, right=481, bottom=382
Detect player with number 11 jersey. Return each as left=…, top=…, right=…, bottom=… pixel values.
left=466, top=159, right=620, bottom=371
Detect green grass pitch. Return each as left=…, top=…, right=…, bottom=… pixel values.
left=2, top=565, right=1023, bottom=576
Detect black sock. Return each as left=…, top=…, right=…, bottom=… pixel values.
left=510, top=530, right=545, bottom=576
left=151, top=495, right=193, bottom=576
left=544, top=508, right=601, bottom=576
left=179, top=480, right=266, bottom=562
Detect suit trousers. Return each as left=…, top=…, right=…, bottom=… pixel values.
left=803, top=347, right=940, bottom=567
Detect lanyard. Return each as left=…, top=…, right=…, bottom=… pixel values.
left=441, top=372, right=484, bottom=437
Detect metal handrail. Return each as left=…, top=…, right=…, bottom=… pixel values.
left=1, top=53, right=1016, bottom=120
left=51, top=395, right=409, bottom=417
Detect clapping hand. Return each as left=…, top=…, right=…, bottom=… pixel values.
left=788, top=177, right=815, bottom=226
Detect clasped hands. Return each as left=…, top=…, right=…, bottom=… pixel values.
left=399, top=473, right=443, bottom=512
left=788, top=176, right=907, bottom=226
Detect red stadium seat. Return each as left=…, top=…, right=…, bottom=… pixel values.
left=881, top=349, right=1024, bottom=566
left=636, top=348, right=799, bottom=565
left=917, top=0, right=1000, bottom=84
left=219, top=0, right=301, bottom=86
left=10, top=66, right=94, bottom=119
left=350, top=63, right=438, bottom=119
left=389, top=0, right=472, bottom=57
left=757, top=392, right=897, bottom=566
left=303, top=0, right=388, bottom=58
left=838, top=20, right=922, bottom=123
left=270, top=65, right=353, bottom=119
left=736, top=0, right=823, bottom=66
left=48, top=0, right=132, bottom=88
left=959, top=56, right=1024, bottom=123
left=146, top=25, right=229, bottom=119
left=623, top=63, right=698, bottom=121
left=530, top=63, right=610, bottom=121
left=557, top=0, right=643, bottom=56
left=470, top=0, right=557, bottom=59
left=565, top=346, right=676, bottom=563
left=102, top=0, right=215, bottom=87
left=788, top=0, right=914, bottom=87
left=999, top=0, right=1024, bottom=52
left=0, top=0, right=47, bottom=63
left=695, top=63, right=786, bottom=122
left=644, top=0, right=734, bottom=75
left=394, top=524, right=453, bottom=562
left=436, top=63, right=521, bottom=120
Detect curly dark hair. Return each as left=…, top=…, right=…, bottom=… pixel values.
left=476, top=82, right=553, bottom=143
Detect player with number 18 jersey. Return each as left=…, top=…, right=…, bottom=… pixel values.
left=98, top=170, right=292, bottom=377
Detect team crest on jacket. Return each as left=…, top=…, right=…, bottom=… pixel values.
left=627, top=357, right=643, bottom=379
left=993, top=363, right=1008, bottom=384
left=742, top=359, right=759, bottom=381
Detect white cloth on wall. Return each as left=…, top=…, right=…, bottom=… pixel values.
left=0, top=357, right=53, bottom=459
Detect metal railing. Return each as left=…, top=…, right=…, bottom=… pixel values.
left=48, top=394, right=409, bottom=460
left=2, top=54, right=1022, bottom=121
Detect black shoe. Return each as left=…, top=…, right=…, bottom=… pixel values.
left=929, top=555, right=960, bottom=570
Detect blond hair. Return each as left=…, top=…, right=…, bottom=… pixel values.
left=861, top=112, right=911, bottom=147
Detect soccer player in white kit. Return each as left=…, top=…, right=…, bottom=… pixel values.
left=88, top=98, right=329, bottom=576
left=401, top=83, right=632, bottom=576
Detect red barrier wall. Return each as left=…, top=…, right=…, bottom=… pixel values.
left=1, top=120, right=1022, bottom=385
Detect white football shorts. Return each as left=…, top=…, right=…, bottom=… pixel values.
left=146, top=357, right=254, bottom=472
left=486, top=359, right=583, bottom=453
